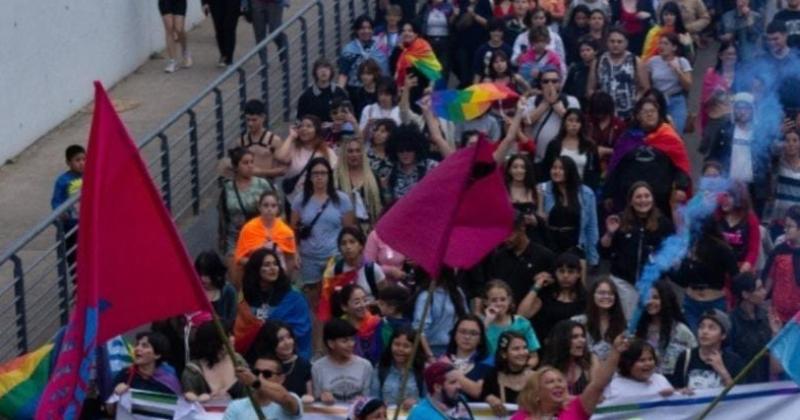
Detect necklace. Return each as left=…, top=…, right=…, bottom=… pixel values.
left=283, top=356, right=298, bottom=376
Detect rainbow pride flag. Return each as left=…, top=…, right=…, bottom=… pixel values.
left=430, top=82, right=519, bottom=122
left=395, top=38, right=442, bottom=85
left=0, top=344, right=54, bottom=418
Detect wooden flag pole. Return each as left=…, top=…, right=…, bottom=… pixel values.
left=696, top=346, right=770, bottom=420
left=391, top=278, right=437, bottom=420
left=209, top=308, right=266, bottom=420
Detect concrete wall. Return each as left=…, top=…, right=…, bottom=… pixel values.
left=0, top=0, right=204, bottom=164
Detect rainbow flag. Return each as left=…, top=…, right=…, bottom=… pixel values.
left=0, top=344, right=54, bottom=418
left=395, top=38, right=442, bottom=85
left=641, top=25, right=669, bottom=61
left=430, top=82, right=519, bottom=122
left=769, top=310, right=800, bottom=384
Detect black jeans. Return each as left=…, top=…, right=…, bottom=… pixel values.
left=209, top=0, right=240, bottom=63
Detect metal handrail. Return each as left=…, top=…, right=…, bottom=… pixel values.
left=0, top=0, right=369, bottom=360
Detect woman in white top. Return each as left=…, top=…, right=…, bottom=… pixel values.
left=646, top=32, right=692, bottom=133
left=603, top=339, right=674, bottom=401
left=359, top=79, right=401, bottom=132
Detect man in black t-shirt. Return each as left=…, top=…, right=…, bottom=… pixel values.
left=774, top=0, right=800, bottom=48
left=487, top=215, right=556, bottom=304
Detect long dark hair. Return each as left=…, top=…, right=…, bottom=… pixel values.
left=194, top=250, right=227, bottom=291
left=242, top=248, right=291, bottom=307
left=714, top=41, right=737, bottom=73
left=552, top=156, right=582, bottom=212
left=446, top=314, right=489, bottom=361
left=618, top=339, right=658, bottom=378
left=246, top=320, right=297, bottom=365
left=487, top=50, right=515, bottom=79
left=189, top=321, right=226, bottom=367
left=555, top=108, right=595, bottom=154
left=635, top=280, right=686, bottom=351
left=414, top=268, right=467, bottom=320
left=693, top=217, right=732, bottom=262
left=377, top=326, right=426, bottom=391
left=504, top=154, right=537, bottom=192
left=550, top=253, right=587, bottom=302
left=332, top=283, right=367, bottom=319
left=543, top=320, right=592, bottom=375
left=496, top=331, right=528, bottom=373
left=660, top=2, right=687, bottom=34
left=586, top=278, right=627, bottom=342
left=301, top=157, right=341, bottom=207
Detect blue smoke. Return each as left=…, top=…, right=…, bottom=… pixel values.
left=627, top=177, right=731, bottom=333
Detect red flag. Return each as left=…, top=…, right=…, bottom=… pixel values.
left=375, top=139, right=514, bottom=276
left=318, top=270, right=359, bottom=322
left=36, top=82, right=212, bottom=419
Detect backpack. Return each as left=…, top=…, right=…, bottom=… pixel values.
left=334, top=259, right=378, bottom=295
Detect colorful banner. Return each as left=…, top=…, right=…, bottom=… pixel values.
left=115, top=382, right=800, bottom=419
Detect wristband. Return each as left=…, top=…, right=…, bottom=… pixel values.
left=530, top=284, right=541, bottom=294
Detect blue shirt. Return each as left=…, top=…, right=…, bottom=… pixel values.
left=291, top=192, right=353, bottom=260
left=51, top=170, right=82, bottom=222
left=223, top=393, right=302, bottom=420
left=413, top=288, right=468, bottom=352
left=484, top=315, right=541, bottom=356
left=369, top=365, right=424, bottom=404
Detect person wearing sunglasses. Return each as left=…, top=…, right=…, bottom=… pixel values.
left=227, top=353, right=302, bottom=419
left=522, top=66, right=580, bottom=166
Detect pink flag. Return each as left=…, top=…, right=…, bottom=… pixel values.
left=36, top=82, right=212, bottom=419
left=375, top=139, right=514, bottom=276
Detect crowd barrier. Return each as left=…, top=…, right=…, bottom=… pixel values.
left=114, top=381, right=800, bottom=419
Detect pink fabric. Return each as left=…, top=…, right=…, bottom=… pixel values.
left=364, top=230, right=406, bottom=279
left=38, top=83, right=212, bottom=419
left=699, top=68, right=731, bottom=133
left=510, top=398, right=589, bottom=420
left=375, top=139, right=514, bottom=276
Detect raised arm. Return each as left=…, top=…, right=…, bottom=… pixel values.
left=493, top=99, right=527, bottom=164
left=579, top=334, right=629, bottom=414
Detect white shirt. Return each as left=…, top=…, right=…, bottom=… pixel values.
left=524, top=95, right=581, bottom=162
left=730, top=124, right=753, bottom=183
left=603, top=373, right=673, bottom=401
left=359, top=104, right=401, bottom=130
left=561, top=147, right=588, bottom=178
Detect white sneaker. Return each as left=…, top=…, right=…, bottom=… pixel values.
left=183, top=52, right=193, bottom=68
left=164, top=59, right=177, bottom=73
left=217, top=57, right=227, bottom=68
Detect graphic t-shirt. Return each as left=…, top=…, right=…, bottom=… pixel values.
left=669, top=348, right=744, bottom=390
left=311, top=355, right=373, bottom=402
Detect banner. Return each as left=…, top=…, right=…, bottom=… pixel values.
left=114, top=390, right=517, bottom=419
left=593, top=380, right=800, bottom=419
left=115, top=382, right=800, bottom=419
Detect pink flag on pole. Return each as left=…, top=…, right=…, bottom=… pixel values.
left=375, top=139, right=514, bottom=276
left=36, top=82, right=212, bottom=419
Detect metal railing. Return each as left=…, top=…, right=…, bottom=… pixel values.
left=0, top=0, right=369, bottom=361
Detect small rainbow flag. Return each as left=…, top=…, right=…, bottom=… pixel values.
left=395, top=38, right=442, bottom=85
left=641, top=25, right=669, bottom=61
left=0, top=344, right=54, bottom=419
left=430, top=82, right=519, bottom=122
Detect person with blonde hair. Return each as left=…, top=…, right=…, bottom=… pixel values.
left=335, top=137, right=383, bottom=230
left=510, top=334, right=629, bottom=420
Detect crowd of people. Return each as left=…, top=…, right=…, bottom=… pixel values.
left=49, top=0, right=800, bottom=418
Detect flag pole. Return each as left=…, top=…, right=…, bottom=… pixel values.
left=209, top=308, right=266, bottom=420
left=391, top=278, right=437, bottom=420
left=696, top=346, right=769, bottom=420
left=390, top=144, right=481, bottom=420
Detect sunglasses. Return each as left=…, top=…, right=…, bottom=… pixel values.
left=251, top=368, right=283, bottom=379
left=541, top=79, right=560, bottom=84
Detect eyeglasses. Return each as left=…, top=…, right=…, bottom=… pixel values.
left=252, top=368, right=284, bottom=379
left=457, top=329, right=481, bottom=337
left=541, top=79, right=560, bottom=84
left=310, top=170, right=329, bottom=177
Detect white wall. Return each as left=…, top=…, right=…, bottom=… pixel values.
left=0, top=0, right=204, bottom=164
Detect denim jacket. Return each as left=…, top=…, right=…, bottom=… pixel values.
left=539, top=181, right=599, bottom=264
